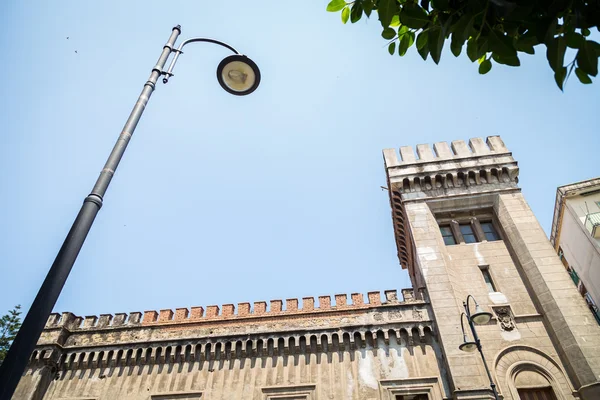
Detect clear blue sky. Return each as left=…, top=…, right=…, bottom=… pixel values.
left=1, top=0, right=598, bottom=318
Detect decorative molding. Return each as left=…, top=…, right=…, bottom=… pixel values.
left=379, top=376, right=445, bottom=400
left=262, top=384, right=316, bottom=400
left=493, top=345, right=576, bottom=399
left=29, top=325, right=436, bottom=374
left=493, top=306, right=515, bottom=331
left=150, top=392, right=203, bottom=399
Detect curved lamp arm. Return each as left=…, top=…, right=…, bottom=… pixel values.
left=162, top=37, right=241, bottom=84
left=465, top=294, right=478, bottom=317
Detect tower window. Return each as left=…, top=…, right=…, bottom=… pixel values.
left=439, top=225, right=456, bottom=245
left=480, top=222, right=500, bottom=241
left=480, top=265, right=497, bottom=292
left=459, top=223, right=477, bottom=244
left=436, top=210, right=503, bottom=245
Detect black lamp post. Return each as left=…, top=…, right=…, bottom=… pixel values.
left=0, top=25, right=260, bottom=400
left=459, top=294, right=499, bottom=400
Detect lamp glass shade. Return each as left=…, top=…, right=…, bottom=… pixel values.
left=216, top=55, right=261, bottom=96
left=471, top=307, right=492, bottom=325
left=459, top=341, right=478, bottom=353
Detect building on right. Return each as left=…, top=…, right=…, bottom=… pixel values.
left=550, top=177, right=600, bottom=324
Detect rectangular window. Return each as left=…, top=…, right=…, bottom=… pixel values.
left=480, top=222, right=500, bottom=241
left=459, top=223, right=477, bottom=243
left=480, top=267, right=496, bottom=292
left=439, top=226, right=456, bottom=245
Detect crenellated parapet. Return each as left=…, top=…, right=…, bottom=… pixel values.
left=383, top=136, right=519, bottom=202
left=43, top=289, right=420, bottom=331
left=28, top=288, right=433, bottom=374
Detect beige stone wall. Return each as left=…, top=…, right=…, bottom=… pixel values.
left=497, top=193, right=600, bottom=394
left=26, top=335, right=444, bottom=400
left=405, top=200, right=578, bottom=400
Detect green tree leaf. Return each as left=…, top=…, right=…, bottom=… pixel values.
left=382, top=28, right=397, bottom=40
left=476, top=37, right=489, bottom=60
left=388, top=42, right=397, bottom=55
left=378, top=0, right=400, bottom=28
left=492, top=53, right=521, bottom=66
left=515, top=32, right=538, bottom=54
left=400, top=4, right=429, bottom=29
left=351, top=2, right=363, bottom=23
left=566, top=31, right=585, bottom=49
left=399, top=31, right=416, bottom=56
left=546, top=36, right=567, bottom=72
left=451, top=39, right=463, bottom=56
left=429, top=26, right=445, bottom=64
left=453, top=14, right=474, bottom=42
left=479, top=59, right=492, bottom=74
left=554, top=66, right=567, bottom=91
left=577, top=41, right=599, bottom=76
left=363, top=0, right=374, bottom=17
left=432, top=0, right=450, bottom=11
left=327, top=0, right=600, bottom=89
left=417, top=39, right=430, bottom=60
left=488, top=30, right=517, bottom=58
left=575, top=68, right=592, bottom=83
left=327, top=0, right=346, bottom=12
left=451, top=14, right=473, bottom=57
left=341, top=6, right=350, bottom=24
left=467, top=37, right=478, bottom=62
left=543, top=18, right=558, bottom=44
left=416, top=31, right=428, bottom=50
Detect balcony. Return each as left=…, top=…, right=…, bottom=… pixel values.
left=585, top=212, right=600, bottom=238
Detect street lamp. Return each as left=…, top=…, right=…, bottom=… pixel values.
left=0, top=25, right=260, bottom=400
left=459, top=295, right=499, bottom=400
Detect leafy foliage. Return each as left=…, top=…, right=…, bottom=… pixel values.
left=0, top=305, right=22, bottom=365
left=327, top=0, right=600, bottom=89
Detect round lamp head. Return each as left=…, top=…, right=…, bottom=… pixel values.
left=459, top=341, right=478, bottom=353
left=471, top=305, right=492, bottom=325
left=216, top=55, right=261, bottom=96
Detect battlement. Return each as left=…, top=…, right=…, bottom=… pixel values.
left=383, top=136, right=509, bottom=168
left=45, top=288, right=422, bottom=331
left=383, top=135, right=519, bottom=202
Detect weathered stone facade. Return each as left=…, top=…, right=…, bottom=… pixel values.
left=14, top=135, right=600, bottom=399
left=15, top=290, right=449, bottom=399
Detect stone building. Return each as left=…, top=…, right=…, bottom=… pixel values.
left=15, top=136, right=600, bottom=399
left=550, top=178, right=600, bottom=324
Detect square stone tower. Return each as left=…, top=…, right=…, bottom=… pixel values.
left=383, top=136, right=600, bottom=399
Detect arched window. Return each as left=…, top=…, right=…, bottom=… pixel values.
left=494, top=346, right=574, bottom=400
left=512, top=365, right=559, bottom=400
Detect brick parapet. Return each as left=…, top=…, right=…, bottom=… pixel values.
left=44, top=289, right=416, bottom=332
left=30, top=289, right=434, bottom=374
